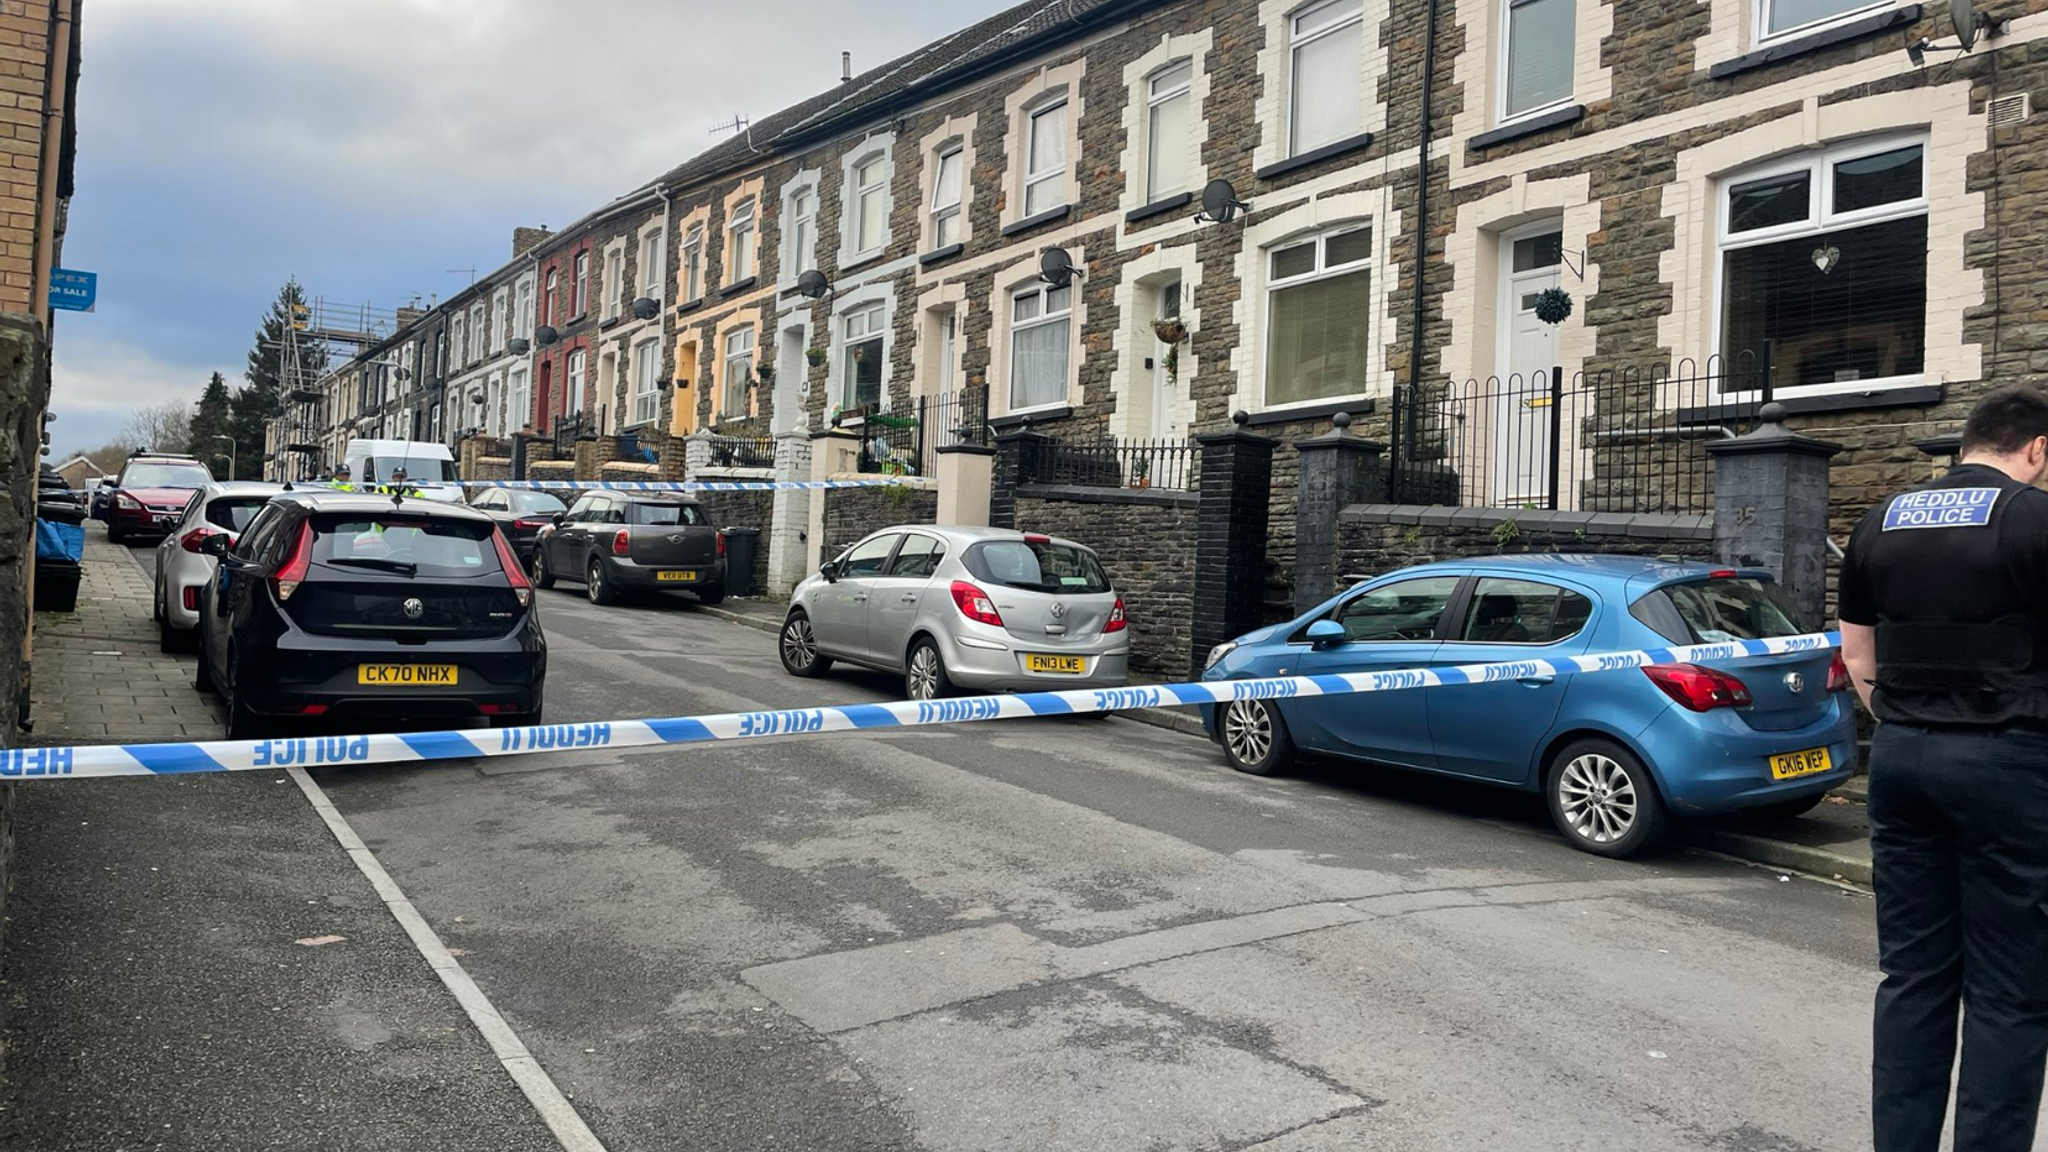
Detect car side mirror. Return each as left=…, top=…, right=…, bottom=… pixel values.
left=551, top=511, right=566, bottom=526
left=201, top=534, right=232, bottom=558
left=820, top=561, right=840, bottom=583
left=1306, top=619, right=1346, bottom=648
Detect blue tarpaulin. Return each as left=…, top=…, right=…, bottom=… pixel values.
left=36, top=519, right=83, bottom=563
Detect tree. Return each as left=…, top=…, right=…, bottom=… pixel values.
left=120, top=400, right=189, bottom=456
left=186, top=371, right=232, bottom=469
left=229, top=279, right=329, bottom=480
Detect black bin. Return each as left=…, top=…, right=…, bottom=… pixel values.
left=721, top=526, right=761, bottom=598
left=34, top=559, right=78, bottom=613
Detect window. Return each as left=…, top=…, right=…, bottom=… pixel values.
left=930, top=145, right=964, bottom=247
left=1717, top=139, right=1926, bottom=391
left=886, top=533, right=947, bottom=578
left=1146, top=61, right=1194, bottom=201
left=837, top=534, right=898, bottom=578
left=1455, top=578, right=1592, bottom=644
left=1289, top=0, right=1363, bottom=156
left=722, top=325, right=755, bottom=418
left=1266, top=225, right=1373, bottom=406
left=567, top=350, right=586, bottom=415
left=1023, top=99, right=1068, bottom=216
left=604, top=250, right=624, bottom=319
left=509, top=367, right=530, bottom=431
left=840, top=302, right=885, bottom=410
left=1631, top=576, right=1808, bottom=643
left=450, top=315, right=466, bottom=367
left=543, top=269, right=558, bottom=325
left=515, top=279, right=534, bottom=336
left=1759, top=0, right=1882, bottom=39
left=486, top=375, right=503, bottom=436
left=964, top=539, right=1110, bottom=593
left=625, top=501, right=707, bottom=527
left=491, top=290, right=507, bottom=352
left=852, top=154, right=888, bottom=256
left=1009, top=282, right=1072, bottom=411
left=681, top=225, right=704, bottom=301
left=727, top=200, right=756, bottom=282
left=639, top=230, right=664, bottom=300
left=469, top=306, right=485, bottom=361
left=1331, top=576, right=1459, bottom=642
left=786, top=187, right=816, bottom=273
left=573, top=251, right=589, bottom=317
left=1502, top=0, right=1574, bottom=121
left=631, top=341, right=660, bottom=426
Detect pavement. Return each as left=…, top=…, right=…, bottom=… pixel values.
left=0, top=523, right=1939, bottom=1151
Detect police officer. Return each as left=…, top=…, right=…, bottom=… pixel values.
left=1838, top=384, right=2048, bottom=1152
left=329, top=463, right=355, bottom=492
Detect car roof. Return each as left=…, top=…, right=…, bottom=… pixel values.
left=886, top=524, right=1095, bottom=550
left=1369, top=553, right=1743, bottom=589
left=123, top=454, right=202, bottom=465
left=271, top=491, right=495, bottom=522
left=201, top=481, right=291, bottom=498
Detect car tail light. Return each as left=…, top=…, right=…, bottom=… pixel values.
left=1709, top=569, right=1738, bottom=579
left=179, top=526, right=223, bottom=553
left=181, top=586, right=199, bottom=611
left=611, top=528, right=630, bottom=556
left=114, top=493, right=139, bottom=510
left=950, top=580, right=1003, bottom=626
left=1825, top=652, right=1851, bottom=693
left=1105, top=597, right=1127, bottom=633
left=716, top=531, right=727, bottom=558
left=491, top=527, right=532, bottom=608
left=479, top=703, right=519, bottom=715
left=1642, top=663, right=1752, bottom=712
left=271, top=522, right=312, bottom=602
left=290, top=703, right=329, bottom=717
left=512, top=518, right=549, bottom=531
left=1023, top=533, right=1051, bottom=544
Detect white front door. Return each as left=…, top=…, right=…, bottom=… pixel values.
left=1150, top=279, right=1185, bottom=439
left=777, top=327, right=806, bottom=433
left=1494, top=228, right=1562, bottom=505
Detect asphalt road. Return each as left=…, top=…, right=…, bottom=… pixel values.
left=118, top=541, right=1904, bottom=1151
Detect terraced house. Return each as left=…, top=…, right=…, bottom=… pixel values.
left=275, top=0, right=2048, bottom=657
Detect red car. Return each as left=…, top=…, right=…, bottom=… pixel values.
left=103, top=453, right=214, bottom=544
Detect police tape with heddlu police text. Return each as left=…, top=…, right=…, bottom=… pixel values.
left=40, top=479, right=912, bottom=498
left=0, top=631, right=1841, bottom=781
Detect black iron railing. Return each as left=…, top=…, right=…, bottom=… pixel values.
left=707, top=434, right=773, bottom=470
left=552, top=412, right=589, bottom=456
left=1038, top=435, right=1199, bottom=491
left=853, top=384, right=990, bottom=477
left=1389, top=346, right=1772, bottom=513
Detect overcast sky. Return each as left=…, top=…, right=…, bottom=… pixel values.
left=50, top=0, right=1002, bottom=458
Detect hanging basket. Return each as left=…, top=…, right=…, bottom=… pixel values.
left=1150, top=318, right=1189, bottom=346
left=1533, top=287, right=1574, bottom=326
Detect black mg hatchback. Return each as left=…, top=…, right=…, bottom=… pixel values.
left=195, top=491, right=545, bottom=738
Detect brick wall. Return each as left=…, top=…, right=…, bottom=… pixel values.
left=1014, top=485, right=1197, bottom=678
left=1335, top=505, right=1716, bottom=585
left=821, top=486, right=936, bottom=559
left=0, top=1, right=53, bottom=315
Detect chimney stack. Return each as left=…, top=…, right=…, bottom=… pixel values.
left=395, top=306, right=425, bottom=328
left=512, top=226, right=553, bottom=258
left=841, top=51, right=852, bottom=84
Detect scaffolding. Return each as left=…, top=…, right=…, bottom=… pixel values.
left=267, top=297, right=404, bottom=480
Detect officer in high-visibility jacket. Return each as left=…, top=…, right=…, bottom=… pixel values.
left=328, top=463, right=356, bottom=492
left=1838, top=384, right=2048, bottom=1152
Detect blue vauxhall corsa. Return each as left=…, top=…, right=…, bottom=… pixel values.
left=1198, top=556, right=1857, bottom=858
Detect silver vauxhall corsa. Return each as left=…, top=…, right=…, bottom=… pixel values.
left=779, top=526, right=1130, bottom=700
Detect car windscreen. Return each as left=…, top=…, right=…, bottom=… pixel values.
left=626, top=502, right=706, bottom=526
left=309, top=515, right=501, bottom=578
left=121, top=463, right=212, bottom=488
left=366, top=457, right=458, bottom=483
left=1630, top=577, right=1806, bottom=644
left=508, top=490, right=567, bottom=516
left=964, top=540, right=1110, bottom=594
left=205, top=496, right=274, bottom=534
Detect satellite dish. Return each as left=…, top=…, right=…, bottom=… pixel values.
left=796, top=269, right=832, bottom=299
left=1951, top=0, right=1977, bottom=49
left=1199, top=179, right=1250, bottom=224
left=1038, top=248, right=1077, bottom=288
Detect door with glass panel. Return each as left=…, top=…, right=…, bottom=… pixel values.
left=1150, top=279, right=1186, bottom=440
left=1495, top=225, right=1561, bottom=506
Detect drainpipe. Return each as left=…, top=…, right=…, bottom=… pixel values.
left=1400, top=0, right=1440, bottom=496
left=655, top=186, right=675, bottom=442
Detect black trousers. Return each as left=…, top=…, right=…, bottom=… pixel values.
left=1871, top=723, right=2048, bottom=1152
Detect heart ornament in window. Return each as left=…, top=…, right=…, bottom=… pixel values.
left=1811, top=244, right=1841, bottom=275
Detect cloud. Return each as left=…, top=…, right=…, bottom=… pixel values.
left=50, top=337, right=233, bottom=456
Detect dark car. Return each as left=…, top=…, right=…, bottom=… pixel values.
left=466, top=487, right=568, bottom=566
left=530, top=492, right=725, bottom=607
left=194, top=491, right=545, bottom=738
left=103, top=452, right=214, bottom=544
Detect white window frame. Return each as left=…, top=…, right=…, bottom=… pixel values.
left=850, top=152, right=890, bottom=261
left=491, top=290, right=508, bottom=353
left=450, top=315, right=466, bottom=368
left=468, top=305, right=485, bottom=362
left=1497, top=0, right=1575, bottom=125
left=567, top=349, right=586, bottom=415
left=630, top=341, right=661, bottom=426
left=681, top=226, right=704, bottom=303
left=1007, top=282, right=1074, bottom=414
left=543, top=269, right=559, bottom=326
left=1755, top=0, right=1888, bottom=44
left=929, top=144, right=964, bottom=249
left=783, top=183, right=818, bottom=278
left=1144, top=61, right=1195, bottom=202
left=1022, top=97, right=1069, bottom=216
left=727, top=200, right=757, bottom=283
left=1287, top=0, right=1365, bottom=157
left=604, top=247, right=625, bottom=320
left=1711, top=133, right=1929, bottom=398
left=722, top=325, right=755, bottom=419
left=515, top=278, right=534, bottom=337
left=573, top=251, right=589, bottom=317
left=839, top=302, right=887, bottom=410
left=509, top=366, right=531, bottom=432
left=638, top=228, right=664, bottom=302
left=1261, top=222, right=1376, bottom=413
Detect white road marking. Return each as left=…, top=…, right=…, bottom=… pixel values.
left=286, top=767, right=609, bottom=1152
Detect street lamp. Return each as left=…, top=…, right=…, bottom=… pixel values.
left=211, top=434, right=236, bottom=480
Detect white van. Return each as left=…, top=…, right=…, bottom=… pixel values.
left=341, top=439, right=464, bottom=503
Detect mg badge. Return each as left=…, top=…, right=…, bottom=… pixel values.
left=1784, top=671, right=1805, bottom=694
left=403, top=597, right=425, bottom=620
left=1049, top=601, right=1068, bottom=620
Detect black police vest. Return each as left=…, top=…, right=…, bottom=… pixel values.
left=1868, top=474, right=2048, bottom=727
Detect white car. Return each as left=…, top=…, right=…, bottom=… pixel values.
left=152, top=482, right=291, bottom=652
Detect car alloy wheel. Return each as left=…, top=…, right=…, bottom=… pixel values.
left=1556, top=753, right=1637, bottom=845
left=907, top=644, right=942, bottom=700
left=781, top=616, right=817, bottom=672
left=1220, top=697, right=1293, bottom=776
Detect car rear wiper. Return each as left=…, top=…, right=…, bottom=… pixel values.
left=327, top=557, right=418, bottom=576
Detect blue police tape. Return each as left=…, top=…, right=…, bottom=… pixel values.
left=6, top=631, right=1840, bottom=780
left=452, top=479, right=905, bottom=492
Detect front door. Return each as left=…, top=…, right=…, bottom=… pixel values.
left=670, top=341, right=699, bottom=437
left=1495, top=227, right=1562, bottom=505
left=536, top=361, right=554, bottom=435
left=1150, top=279, right=1184, bottom=439
left=778, top=328, right=806, bottom=434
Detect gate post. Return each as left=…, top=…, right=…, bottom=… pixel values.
left=1191, top=412, right=1278, bottom=679
left=1705, top=402, right=1841, bottom=627
left=1293, top=413, right=1385, bottom=615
